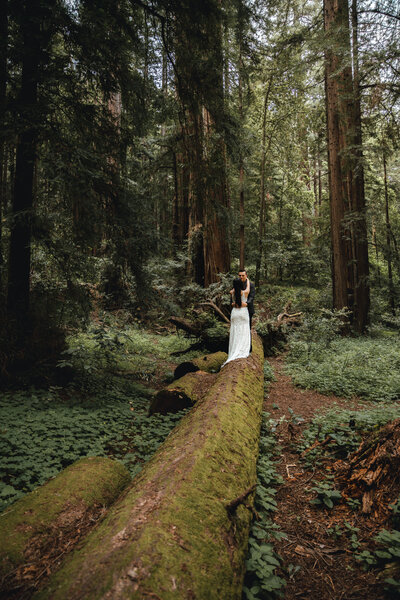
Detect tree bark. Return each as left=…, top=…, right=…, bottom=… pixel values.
left=174, top=1, right=230, bottom=287
left=36, top=335, right=264, bottom=600
left=0, top=457, right=130, bottom=596
left=324, top=0, right=370, bottom=331
left=383, top=150, right=395, bottom=315
left=336, top=419, right=400, bottom=515
left=0, top=0, right=7, bottom=290
left=255, top=76, right=273, bottom=289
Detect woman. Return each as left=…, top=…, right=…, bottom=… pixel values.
left=222, top=278, right=251, bottom=367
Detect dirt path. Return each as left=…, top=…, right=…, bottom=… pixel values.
left=263, top=356, right=385, bottom=600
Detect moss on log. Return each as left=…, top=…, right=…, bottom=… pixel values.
left=173, top=351, right=228, bottom=380
left=0, top=457, right=130, bottom=587
left=149, top=370, right=217, bottom=415
left=35, top=334, right=264, bottom=600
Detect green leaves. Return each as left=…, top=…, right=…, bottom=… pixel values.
left=243, top=414, right=286, bottom=599
left=0, top=379, right=186, bottom=513
left=286, top=332, right=400, bottom=403
left=310, top=481, right=342, bottom=509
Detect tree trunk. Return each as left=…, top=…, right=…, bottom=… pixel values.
left=0, top=457, right=130, bottom=597
left=383, top=150, right=395, bottom=314
left=0, top=0, right=7, bottom=291
left=255, top=76, right=273, bottom=289
left=174, top=1, right=230, bottom=287
left=6, top=2, right=41, bottom=330
left=36, top=335, right=264, bottom=600
left=351, top=0, right=370, bottom=330
left=324, top=0, right=370, bottom=331
left=238, top=13, right=245, bottom=271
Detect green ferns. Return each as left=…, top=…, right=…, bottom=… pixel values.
left=286, top=332, right=400, bottom=402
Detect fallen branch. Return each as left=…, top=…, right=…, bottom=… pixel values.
left=199, top=301, right=230, bottom=323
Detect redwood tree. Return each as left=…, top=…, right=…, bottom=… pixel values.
left=324, top=0, right=370, bottom=331
left=173, top=0, right=230, bottom=286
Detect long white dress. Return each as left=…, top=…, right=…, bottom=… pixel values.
left=222, top=291, right=251, bottom=367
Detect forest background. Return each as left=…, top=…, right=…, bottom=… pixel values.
left=0, top=0, right=400, bottom=597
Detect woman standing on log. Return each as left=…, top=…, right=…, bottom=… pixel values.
left=222, top=278, right=251, bottom=366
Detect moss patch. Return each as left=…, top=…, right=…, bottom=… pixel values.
left=0, top=456, right=130, bottom=579
left=34, top=335, right=264, bottom=600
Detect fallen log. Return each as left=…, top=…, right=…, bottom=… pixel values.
left=173, top=351, right=227, bottom=380
left=149, top=370, right=217, bottom=415
left=0, top=457, right=130, bottom=597
left=35, top=334, right=264, bottom=600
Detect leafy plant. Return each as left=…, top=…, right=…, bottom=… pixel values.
left=243, top=412, right=286, bottom=599
left=299, top=405, right=400, bottom=464
left=310, top=480, right=342, bottom=509
left=286, top=331, right=400, bottom=402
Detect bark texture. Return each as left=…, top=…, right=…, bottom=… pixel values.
left=35, top=334, right=264, bottom=600
left=335, top=419, right=400, bottom=515
left=0, top=457, right=130, bottom=590
left=324, top=0, right=370, bottom=331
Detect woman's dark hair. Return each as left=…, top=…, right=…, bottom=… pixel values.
left=233, top=279, right=242, bottom=307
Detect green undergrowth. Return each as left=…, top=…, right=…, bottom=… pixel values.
left=301, top=406, right=400, bottom=596
left=243, top=411, right=286, bottom=600
left=286, top=316, right=400, bottom=402
left=257, top=283, right=330, bottom=316
left=299, top=404, right=400, bottom=465
left=0, top=321, right=196, bottom=513
left=61, top=317, right=203, bottom=388
left=0, top=383, right=187, bottom=512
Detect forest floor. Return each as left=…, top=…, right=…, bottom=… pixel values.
left=265, top=355, right=389, bottom=600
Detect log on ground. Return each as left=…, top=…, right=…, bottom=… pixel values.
left=149, top=370, right=218, bottom=415
left=173, top=351, right=227, bottom=380
left=35, top=334, right=264, bottom=600
left=0, top=457, right=130, bottom=596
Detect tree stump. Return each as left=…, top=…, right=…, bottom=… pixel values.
left=35, top=334, right=264, bottom=600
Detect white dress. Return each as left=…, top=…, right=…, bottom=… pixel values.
left=222, top=291, right=251, bottom=367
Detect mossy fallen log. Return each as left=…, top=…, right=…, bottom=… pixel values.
left=35, top=334, right=264, bottom=600
left=0, top=457, right=130, bottom=596
left=149, top=370, right=217, bottom=415
left=173, top=351, right=228, bottom=380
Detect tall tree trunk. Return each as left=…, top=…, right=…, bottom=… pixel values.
left=7, top=2, right=41, bottom=330
left=0, top=0, right=7, bottom=293
left=238, top=6, right=245, bottom=270
left=351, top=0, right=370, bottom=330
left=324, top=0, right=369, bottom=331
left=383, top=150, right=395, bottom=315
left=174, top=1, right=230, bottom=287
left=255, top=76, right=273, bottom=289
